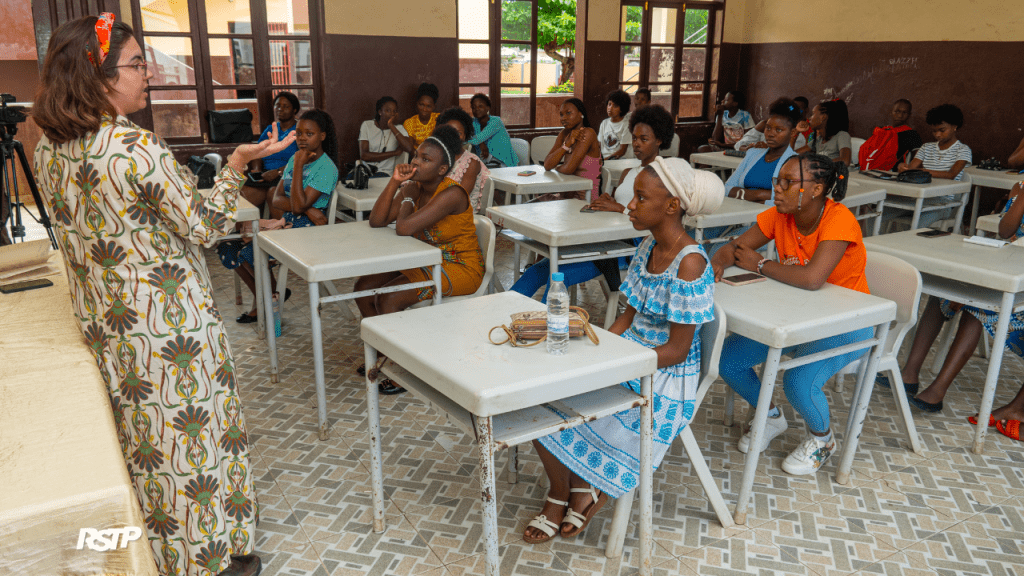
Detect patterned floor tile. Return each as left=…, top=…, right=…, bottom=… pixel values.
left=676, top=528, right=814, bottom=575
left=311, top=512, right=444, bottom=576
left=443, top=540, right=573, bottom=576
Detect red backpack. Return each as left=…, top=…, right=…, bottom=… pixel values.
left=858, top=125, right=912, bottom=170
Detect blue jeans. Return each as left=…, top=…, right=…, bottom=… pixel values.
left=718, top=327, right=873, bottom=433
left=509, top=259, right=602, bottom=302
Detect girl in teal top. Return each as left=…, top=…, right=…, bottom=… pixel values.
left=467, top=93, right=517, bottom=168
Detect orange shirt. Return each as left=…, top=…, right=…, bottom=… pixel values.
left=756, top=199, right=870, bottom=294
left=403, top=113, right=440, bottom=150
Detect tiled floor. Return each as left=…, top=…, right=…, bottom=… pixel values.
left=201, top=233, right=1024, bottom=576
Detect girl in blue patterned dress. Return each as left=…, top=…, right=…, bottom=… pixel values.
left=881, top=182, right=1024, bottom=415
left=523, top=157, right=724, bottom=543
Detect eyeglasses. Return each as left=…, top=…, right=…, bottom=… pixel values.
left=113, top=62, right=149, bottom=74
left=771, top=177, right=793, bottom=189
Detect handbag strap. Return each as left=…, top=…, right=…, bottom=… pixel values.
left=488, top=325, right=546, bottom=348
left=570, top=306, right=600, bottom=346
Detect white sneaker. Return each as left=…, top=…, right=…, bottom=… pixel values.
left=781, top=433, right=836, bottom=475
left=737, top=411, right=788, bottom=454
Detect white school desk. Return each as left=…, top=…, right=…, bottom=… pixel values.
left=488, top=164, right=595, bottom=204
left=333, top=177, right=389, bottom=222
left=851, top=172, right=972, bottom=230
left=684, top=197, right=771, bottom=244
left=843, top=180, right=888, bottom=236
left=690, top=151, right=743, bottom=179
left=976, top=214, right=1001, bottom=236
left=714, top=268, right=895, bottom=524
left=864, top=231, right=1024, bottom=453
left=0, top=262, right=157, bottom=576
left=361, top=292, right=658, bottom=576
left=964, top=167, right=1022, bottom=235
left=487, top=199, right=642, bottom=283
left=255, top=222, right=442, bottom=439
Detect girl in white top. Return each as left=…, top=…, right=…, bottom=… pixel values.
left=358, top=96, right=411, bottom=176
left=598, top=89, right=633, bottom=160
left=590, top=104, right=677, bottom=213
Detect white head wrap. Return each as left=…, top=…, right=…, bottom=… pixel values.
left=648, top=156, right=724, bottom=217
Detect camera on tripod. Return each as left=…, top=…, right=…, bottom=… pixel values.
left=0, top=94, right=27, bottom=127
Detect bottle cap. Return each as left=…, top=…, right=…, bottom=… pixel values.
left=551, top=272, right=564, bottom=282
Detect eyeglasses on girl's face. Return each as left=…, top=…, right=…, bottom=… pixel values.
left=771, top=177, right=794, bottom=190
left=114, top=62, right=148, bottom=74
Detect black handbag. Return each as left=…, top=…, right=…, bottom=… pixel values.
left=344, top=161, right=374, bottom=190
left=207, top=109, right=254, bottom=143
left=896, top=169, right=932, bottom=184
left=186, top=156, right=216, bottom=189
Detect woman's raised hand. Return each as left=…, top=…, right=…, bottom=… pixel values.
left=228, top=123, right=297, bottom=171
left=392, top=163, right=417, bottom=183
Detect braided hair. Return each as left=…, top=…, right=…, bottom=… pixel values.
left=563, top=97, right=591, bottom=128
left=299, top=109, right=338, bottom=166
left=424, top=124, right=463, bottom=177
left=796, top=152, right=849, bottom=201
left=374, top=95, right=397, bottom=122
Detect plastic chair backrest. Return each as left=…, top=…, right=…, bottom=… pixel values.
left=329, top=183, right=343, bottom=224
left=531, top=135, right=557, bottom=164
left=478, top=178, right=495, bottom=215
left=695, top=304, right=727, bottom=406
left=850, top=137, right=865, bottom=167
left=472, top=214, right=497, bottom=296
left=665, top=134, right=681, bottom=158
left=510, top=138, right=529, bottom=166
left=864, top=252, right=922, bottom=354
left=204, top=153, right=224, bottom=171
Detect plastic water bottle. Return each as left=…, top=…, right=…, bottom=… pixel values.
left=546, top=272, right=569, bottom=355
left=272, top=294, right=282, bottom=338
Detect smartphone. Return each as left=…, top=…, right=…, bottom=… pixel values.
left=0, top=278, right=54, bottom=294
left=722, top=273, right=766, bottom=286
left=247, top=171, right=263, bottom=183
left=580, top=205, right=598, bottom=213
left=917, top=229, right=952, bottom=238
left=517, top=170, right=537, bottom=177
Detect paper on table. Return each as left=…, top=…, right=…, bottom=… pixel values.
left=964, top=235, right=1007, bottom=248
left=0, top=239, right=52, bottom=274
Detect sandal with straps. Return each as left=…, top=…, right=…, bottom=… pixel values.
left=996, top=419, right=1022, bottom=441
left=523, top=496, right=568, bottom=544
left=560, top=486, right=609, bottom=538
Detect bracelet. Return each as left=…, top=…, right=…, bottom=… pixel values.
left=401, top=196, right=416, bottom=206
left=756, top=258, right=767, bottom=274
left=736, top=188, right=746, bottom=200
left=562, top=144, right=571, bottom=153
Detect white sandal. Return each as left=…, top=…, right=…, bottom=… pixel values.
left=523, top=496, right=568, bottom=543
left=561, top=486, right=608, bottom=538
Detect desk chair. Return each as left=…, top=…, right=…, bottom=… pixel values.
left=510, top=138, right=529, bottom=166
left=850, top=137, right=865, bottom=168
left=531, top=136, right=557, bottom=164
left=605, top=305, right=734, bottom=558
left=832, top=252, right=925, bottom=454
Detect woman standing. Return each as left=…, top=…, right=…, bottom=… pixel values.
left=543, top=98, right=602, bottom=202
left=33, top=14, right=294, bottom=576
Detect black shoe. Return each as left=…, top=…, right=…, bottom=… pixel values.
left=379, top=379, right=406, bottom=395
left=236, top=312, right=258, bottom=324
left=909, top=396, right=943, bottom=413
left=875, top=375, right=919, bottom=397
left=218, top=554, right=261, bottom=576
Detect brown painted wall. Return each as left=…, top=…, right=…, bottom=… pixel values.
left=736, top=41, right=1024, bottom=162
left=0, top=60, right=43, bottom=207
left=322, top=34, right=458, bottom=166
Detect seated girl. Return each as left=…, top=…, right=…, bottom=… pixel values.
left=403, top=82, right=440, bottom=150
left=522, top=157, right=724, bottom=543
left=698, top=91, right=754, bottom=152
left=886, top=104, right=971, bottom=229
left=241, top=91, right=300, bottom=209
left=355, top=125, right=483, bottom=394
left=796, top=99, right=851, bottom=166
left=703, top=98, right=803, bottom=256
left=358, top=95, right=412, bottom=177
left=467, top=93, right=517, bottom=169
left=437, top=106, right=491, bottom=211
left=879, top=181, right=1024, bottom=415
left=510, top=104, right=676, bottom=302
left=712, top=153, right=871, bottom=476
left=542, top=98, right=602, bottom=202
left=219, top=109, right=339, bottom=323
left=598, top=89, right=632, bottom=160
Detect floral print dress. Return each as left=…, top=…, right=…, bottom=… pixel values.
left=34, top=115, right=257, bottom=576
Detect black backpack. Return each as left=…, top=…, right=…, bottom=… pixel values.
left=344, top=161, right=373, bottom=190
left=186, top=156, right=216, bottom=189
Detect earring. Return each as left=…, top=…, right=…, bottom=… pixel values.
left=799, top=188, right=804, bottom=192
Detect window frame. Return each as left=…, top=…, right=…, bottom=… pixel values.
left=125, top=0, right=323, bottom=144
left=617, top=0, right=724, bottom=123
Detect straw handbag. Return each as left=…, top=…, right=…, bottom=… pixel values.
left=488, top=306, right=599, bottom=347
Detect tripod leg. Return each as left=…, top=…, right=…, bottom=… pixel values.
left=14, top=140, right=56, bottom=248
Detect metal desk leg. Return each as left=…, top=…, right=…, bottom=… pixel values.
left=953, top=191, right=969, bottom=234
left=733, top=346, right=783, bottom=525
left=836, top=321, right=891, bottom=485
left=974, top=291, right=1014, bottom=454
left=356, top=210, right=363, bottom=222
left=309, top=281, right=329, bottom=440
left=639, top=374, right=654, bottom=576
left=969, top=184, right=981, bottom=236
left=550, top=246, right=559, bottom=275
left=364, top=344, right=387, bottom=533
left=694, top=227, right=704, bottom=244
left=513, top=243, right=521, bottom=283
left=872, top=199, right=885, bottom=237
left=909, top=198, right=924, bottom=230
left=253, top=222, right=265, bottom=339
left=432, top=264, right=442, bottom=305
left=474, top=416, right=500, bottom=576
left=257, top=237, right=279, bottom=383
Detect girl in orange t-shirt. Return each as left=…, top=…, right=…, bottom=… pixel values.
left=711, top=153, right=873, bottom=477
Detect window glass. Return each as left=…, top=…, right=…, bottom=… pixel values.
left=459, top=0, right=490, bottom=40
left=649, top=47, right=675, bottom=84
left=269, top=39, right=312, bottom=85
left=620, top=5, right=642, bottom=42
left=683, top=9, right=709, bottom=44
left=620, top=45, right=641, bottom=84
left=678, top=83, right=703, bottom=119
left=650, top=8, right=677, bottom=44
left=265, top=0, right=310, bottom=35
left=209, top=38, right=255, bottom=85
left=500, top=86, right=531, bottom=126
left=460, top=43, right=489, bottom=85
left=150, top=89, right=200, bottom=137
left=204, top=0, right=252, bottom=34
left=501, top=0, right=532, bottom=42
left=680, top=47, right=706, bottom=81
left=145, top=36, right=195, bottom=85
left=140, top=0, right=190, bottom=33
